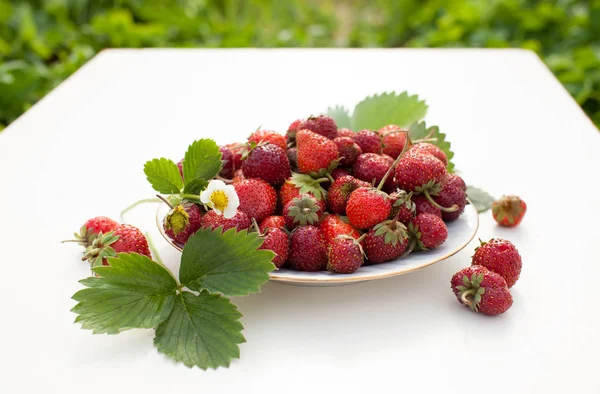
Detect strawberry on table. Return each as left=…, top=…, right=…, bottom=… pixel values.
left=83, top=224, right=151, bottom=267
left=492, top=195, right=527, bottom=227
left=471, top=238, right=522, bottom=288
left=451, top=266, right=513, bottom=316
left=65, top=216, right=120, bottom=247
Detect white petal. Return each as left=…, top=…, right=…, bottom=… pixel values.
left=222, top=204, right=237, bottom=219
left=200, top=182, right=217, bottom=204
left=225, top=185, right=240, bottom=208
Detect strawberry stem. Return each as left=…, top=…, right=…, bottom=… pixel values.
left=156, top=195, right=174, bottom=209
left=377, top=131, right=410, bottom=191
left=251, top=218, right=263, bottom=235
left=216, top=175, right=233, bottom=183
left=179, top=194, right=203, bottom=204
left=400, top=238, right=416, bottom=259
left=145, top=232, right=163, bottom=265
left=422, top=189, right=459, bottom=212
left=356, top=233, right=367, bottom=243
left=412, top=137, right=437, bottom=144
left=460, top=289, right=476, bottom=306
left=120, top=197, right=162, bottom=222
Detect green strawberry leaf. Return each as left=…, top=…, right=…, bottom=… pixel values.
left=154, top=291, right=245, bottom=370
left=351, top=91, right=428, bottom=131
left=144, top=158, right=184, bottom=194
left=325, top=105, right=352, bottom=129
left=466, top=186, right=496, bottom=213
left=408, top=122, right=456, bottom=172
left=182, top=139, right=222, bottom=189
left=71, top=253, right=178, bottom=334
left=182, top=177, right=209, bottom=195
left=179, top=227, right=275, bottom=296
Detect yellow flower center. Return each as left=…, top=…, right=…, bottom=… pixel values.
left=210, top=190, right=229, bottom=211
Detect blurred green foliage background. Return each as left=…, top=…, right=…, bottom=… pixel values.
left=1, top=0, right=599, bottom=131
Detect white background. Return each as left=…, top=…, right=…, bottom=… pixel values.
left=1, top=49, right=599, bottom=393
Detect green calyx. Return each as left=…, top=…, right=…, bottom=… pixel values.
left=455, top=273, right=486, bottom=312
left=416, top=180, right=458, bottom=213
left=393, top=190, right=416, bottom=213
left=82, top=232, right=120, bottom=268
left=492, top=195, right=525, bottom=225
left=289, top=173, right=328, bottom=201
left=164, top=205, right=190, bottom=236
left=373, top=219, right=408, bottom=246
left=288, top=195, right=322, bottom=226
left=63, top=224, right=97, bottom=248
left=407, top=221, right=426, bottom=251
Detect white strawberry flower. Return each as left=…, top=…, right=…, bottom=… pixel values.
left=200, top=179, right=240, bottom=219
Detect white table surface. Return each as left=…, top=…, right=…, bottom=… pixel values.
left=1, top=49, right=599, bottom=394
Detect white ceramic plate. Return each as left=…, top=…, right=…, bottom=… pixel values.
left=157, top=203, right=479, bottom=286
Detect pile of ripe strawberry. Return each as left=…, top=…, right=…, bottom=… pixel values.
left=166, top=115, right=468, bottom=274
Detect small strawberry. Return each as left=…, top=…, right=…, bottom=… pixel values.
left=388, top=190, right=416, bottom=224
left=353, top=130, right=382, bottom=154
left=337, top=128, right=355, bottom=138
left=413, top=195, right=442, bottom=218
left=83, top=224, right=151, bottom=267
left=364, top=219, right=409, bottom=263
left=435, top=179, right=467, bottom=222
left=258, top=227, right=289, bottom=268
left=319, top=214, right=362, bottom=245
left=279, top=173, right=328, bottom=207
left=65, top=216, right=120, bottom=247
left=283, top=194, right=326, bottom=230
left=353, top=153, right=395, bottom=192
left=288, top=225, right=327, bottom=271
left=471, top=238, right=522, bottom=288
left=409, top=143, right=448, bottom=165
left=259, top=215, right=286, bottom=232
left=334, top=136, right=363, bottom=166
left=492, top=195, right=527, bottom=227
left=298, top=115, right=338, bottom=140
left=248, top=130, right=287, bottom=151
left=450, top=266, right=512, bottom=316
left=394, top=151, right=446, bottom=193
left=382, top=130, right=409, bottom=159
left=242, top=143, right=291, bottom=186
left=327, top=236, right=365, bottom=274
left=408, top=213, right=448, bottom=250
left=346, top=187, right=392, bottom=229
left=234, top=178, right=277, bottom=222
left=218, top=147, right=235, bottom=178
left=443, top=173, right=467, bottom=192
left=221, top=143, right=244, bottom=177
left=377, top=124, right=403, bottom=136
left=327, top=175, right=371, bottom=215
left=296, top=129, right=339, bottom=174
left=163, top=202, right=203, bottom=246
left=201, top=209, right=251, bottom=232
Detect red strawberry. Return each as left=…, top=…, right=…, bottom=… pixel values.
left=408, top=213, right=448, bottom=250
left=201, top=209, right=251, bottom=232
left=337, top=128, right=355, bottom=138
left=443, top=173, right=467, bottom=192
left=283, top=194, right=326, bottom=230
left=346, top=187, right=392, bottom=229
left=296, top=129, right=339, bottom=174
left=450, top=266, right=512, bottom=316
left=83, top=224, right=151, bottom=267
left=327, top=175, right=371, bottom=215
left=319, top=214, right=362, bottom=245
left=394, top=151, right=446, bottom=192
left=327, top=236, right=364, bottom=274
left=259, top=215, right=286, bottom=232
left=234, top=178, right=277, bottom=222
left=248, top=130, right=287, bottom=151
left=471, top=238, right=522, bottom=288
left=163, top=202, right=204, bottom=246
left=409, top=143, right=448, bottom=165
left=231, top=169, right=245, bottom=184
left=388, top=190, right=416, bottom=224
left=334, top=137, right=363, bottom=166
left=287, top=147, right=298, bottom=171
left=353, top=130, right=382, bottom=154
left=218, top=147, right=235, bottom=178
left=382, top=131, right=409, bottom=159
left=298, top=115, right=338, bottom=140
left=435, top=179, right=467, bottom=222
left=364, top=220, right=409, bottom=263
left=413, top=195, right=442, bottom=218
left=279, top=173, right=328, bottom=207
left=242, top=143, right=291, bottom=186
left=353, top=153, right=395, bottom=192
left=377, top=124, right=403, bottom=135
left=492, top=195, right=527, bottom=227
left=288, top=225, right=327, bottom=271
left=65, top=216, right=120, bottom=247
left=259, top=227, right=289, bottom=268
